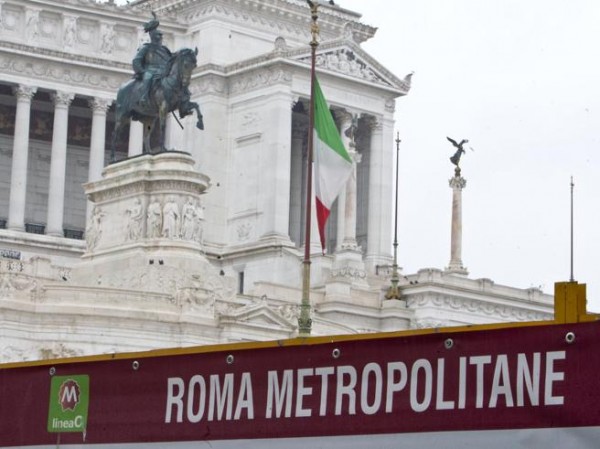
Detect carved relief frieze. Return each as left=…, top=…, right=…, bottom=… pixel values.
left=330, top=266, right=367, bottom=281
left=229, top=67, right=292, bottom=95
left=0, top=52, right=126, bottom=92
left=190, top=74, right=227, bottom=96
left=406, top=294, right=553, bottom=322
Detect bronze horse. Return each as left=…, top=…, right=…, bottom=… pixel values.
left=110, top=47, right=203, bottom=161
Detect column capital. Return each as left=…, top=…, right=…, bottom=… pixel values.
left=51, top=91, right=75, bottom=107
left=12, top=85, right=37, bottom=101
left=89, top=97, right=113, bottom=113
left=363, top=114, right=382, bottom=132
left=449, top=175, right=467, bottom=190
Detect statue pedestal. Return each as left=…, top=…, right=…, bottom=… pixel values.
left=71, top=152, right=228, bottom=296
left=84, top=151, right=209, bottom=257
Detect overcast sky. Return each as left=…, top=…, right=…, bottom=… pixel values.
left=338, top=0, right=600, bottom=309
left=113, top=0, right=599, bottom=310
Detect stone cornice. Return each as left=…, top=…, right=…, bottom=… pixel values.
left=136, top=0, right=374, bottom=43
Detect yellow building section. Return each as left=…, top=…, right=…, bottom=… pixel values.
left=1, top=281, right=597, bottom=370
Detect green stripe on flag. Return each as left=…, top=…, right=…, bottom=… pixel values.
left=314, top=78, right=352, bottom=164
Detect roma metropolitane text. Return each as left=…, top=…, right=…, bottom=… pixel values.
left=164, top=350, right=566, bottom=423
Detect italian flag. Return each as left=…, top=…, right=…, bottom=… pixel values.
left=313, top=77, right=353, bottom=251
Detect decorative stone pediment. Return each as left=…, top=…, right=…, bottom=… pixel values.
left=218, top=302, right=297, bottom=331
left=293, top=40, right=412, bottom=93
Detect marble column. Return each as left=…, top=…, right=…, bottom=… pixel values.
left=88, top=97, right=111, bottom=182
left=446, top=171, right=468, bottom=274
left=45, top=91, right=74, bottom=236
left=7, top=85, right=37, bottom=231
left=365, top=114, right=395, bottom=270
left=87, top=97, right=112, bottom=220
left=289, top=117, right=307, bottom=246
left=335, top=112, right=351, bottom=250
left=338, top=112, right=361, bottom=251
left=128, top=121, right=143, bottom=157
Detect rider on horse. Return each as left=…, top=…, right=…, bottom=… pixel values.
left=133, top=14, right=173, bottom=108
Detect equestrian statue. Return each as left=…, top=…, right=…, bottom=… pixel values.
left=110, top=13, right=203, bottom=161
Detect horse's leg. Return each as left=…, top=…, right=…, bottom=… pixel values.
left=143, top=118, right=154, bottom=154
left=159, top=109, right=167, bottom=152
left=110, top=115, right=127, bottom=163
left=191, top=101, right=204, bottom=130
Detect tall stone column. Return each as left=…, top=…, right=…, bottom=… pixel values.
left=45, top=91, right=74, bottom=237
left=87, top=97, right=112, bottom=220
left=289, top=116, right=307, bottom=246
left=128, top=121, right=143, bottom=157
left=446, top=170, right=468, bottom=274
left=335, top=112, right=351, bottom=250
left=7, top=85, right=37, bottom=231
left=335, top=110, right=361, bottom=251
left=88, top=97, right=111, bottom=182
left=365, top=114, right=395, bottom=271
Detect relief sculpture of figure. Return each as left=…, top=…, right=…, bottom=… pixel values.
left=162, top=197, right=180, bottom=239
left=110, top=13, right=204, bottom=161
left=86, top=207, right=106, bottom=250
left=193, top=203, right=205, bottom=245
left=147, top=199, right=162, bottom=238
left=181, top=197, right=196, bottom=241
left=126, top=198, right=144, bottom=241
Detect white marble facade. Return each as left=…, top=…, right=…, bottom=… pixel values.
left=0, top=0, right=553, bottom=363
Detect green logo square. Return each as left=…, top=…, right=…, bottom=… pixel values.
left=47, top=375, right=89, bottom=433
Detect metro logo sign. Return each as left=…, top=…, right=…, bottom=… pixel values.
left=47, top=375, right=89, bottom=433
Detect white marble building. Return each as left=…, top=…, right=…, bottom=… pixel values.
left=0, top=0, right=553, bottom=362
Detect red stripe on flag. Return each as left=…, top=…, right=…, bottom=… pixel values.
left=315, top=197, right=329, bottom=252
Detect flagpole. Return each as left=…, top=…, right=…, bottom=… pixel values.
left=385, top=132, right=401, bottom=300
left=299, top=0, right=319, bottom=337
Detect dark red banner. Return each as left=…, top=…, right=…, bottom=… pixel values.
left=1, top=321, right=599, bottom=447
